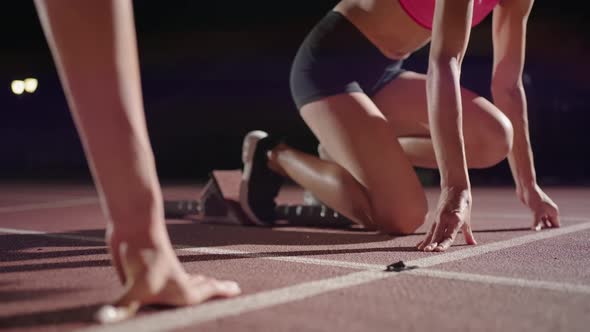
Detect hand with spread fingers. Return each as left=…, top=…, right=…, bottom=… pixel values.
left=417, top=188, right=477, bottom=252
left=518, top=184, right=560, bottom=231
left=100, top=227, right=240, bottom=323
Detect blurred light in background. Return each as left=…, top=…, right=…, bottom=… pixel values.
left=24, top=78, right=38, bottom=93
left=11, top=80, right=25, bottom=95
left=10, top=78, right=39, bottom=95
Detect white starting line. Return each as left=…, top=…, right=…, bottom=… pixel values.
left=1, top=218, right=590, bottom=332
left=76, top=219, right=590, bottom=332
left=0, top=197, right=99, bottom=214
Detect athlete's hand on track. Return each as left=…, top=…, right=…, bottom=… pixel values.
left=518, top=184, right=560, bottom=231
left=97, top=226, right=241, bottom=323
left=417, top=187, right=477, bottom=252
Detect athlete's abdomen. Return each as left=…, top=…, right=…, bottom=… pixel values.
left=398, top=0, right=500, bottom=30
left=334, top=0, right=432, bottom=60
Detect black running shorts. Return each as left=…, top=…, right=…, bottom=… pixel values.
left=289, top=11, right=405, bottom=110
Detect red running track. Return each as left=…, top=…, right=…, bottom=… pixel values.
left=0, top=182, right=589, bottom=332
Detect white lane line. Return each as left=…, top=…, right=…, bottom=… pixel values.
left=5, top=222, right=590, bottom=297
left=475, top=213, right=590, bottom=220
left=4, top=225, right=589, bottom=298
left=409, top=269, right=590, bottom=295
left=3, top=219, right=590, bottom=271
left=3, top=220, right=590, bottom=272
left=75, top=220, right=590, bottom=332
left=0, top=197, right=99, bottom=213
left=474, top=213, right=530, bottom=219
left=0, top=227, right=104, bottom=243
left=179, top=220, right=590, bottom=271
left=178, top=246, right=381, bottom=270
left=80, top=267, right=590, bottom=332
left=409, top=220, right=590, bottom=268
left=0, top=227, right=379, bottom=270
left=80, top=270, right=393, bottom=332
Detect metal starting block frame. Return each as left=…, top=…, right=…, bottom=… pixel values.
left=164, top=170, right=355, bottom=228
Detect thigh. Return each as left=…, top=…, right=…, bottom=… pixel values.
left=372, top=71, right=512, bottom=146
left=300, top=92, right=427, bottom=233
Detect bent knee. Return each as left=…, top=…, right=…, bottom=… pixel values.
left=469, top=106, right=514, bottom=168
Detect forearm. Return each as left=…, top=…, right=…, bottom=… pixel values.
left=427, top=59, right=470, bottom=190
left=492, top=84, right=537, bottom=191
left=35, top=0, right=163, bottom=228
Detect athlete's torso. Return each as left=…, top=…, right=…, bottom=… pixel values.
left=334, top=0, right=500, bottom=60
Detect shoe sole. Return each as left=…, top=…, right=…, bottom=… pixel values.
left=239, top=130, right=270, bottom=226
left=303, top=190, right=323, bottom=206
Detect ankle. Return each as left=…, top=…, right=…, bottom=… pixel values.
left=266, top=143, right=288, bottom=176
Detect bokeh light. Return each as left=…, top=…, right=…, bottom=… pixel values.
left=11, top=80, right=25, bottom=95
left=24, top=78, right=38, bottom=93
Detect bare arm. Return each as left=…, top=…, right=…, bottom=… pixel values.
left=34, top=0, right=240, bottom=317
left=418, top=0, right=477, bottom=252
left=491, top=0, right=534, bottom=190
left=491, top=0, right=560, bottom=229
left=427, top=0, right=473, bottom=190
left=35, top=0, right=159, bottom=227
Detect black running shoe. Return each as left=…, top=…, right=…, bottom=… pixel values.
left=239, top=130, right=283, bottom=225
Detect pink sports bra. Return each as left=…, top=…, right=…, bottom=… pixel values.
left=398, top=0, right=501, bottom=30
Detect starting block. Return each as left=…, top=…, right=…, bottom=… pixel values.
left=164, top=170, right=355, bottom=228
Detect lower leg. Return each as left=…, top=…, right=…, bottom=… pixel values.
left=398, top=137, right=438, bottom=168
left=321, top=137, right=439, bottom=168
left=268, top=144, right=374, bottom=227
left=398, top=135, right=514, bottom=169
left=270, top=93, right=428, bottom=234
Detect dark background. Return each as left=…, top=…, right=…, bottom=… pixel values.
left=1, top=1, right=588, bottom=186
